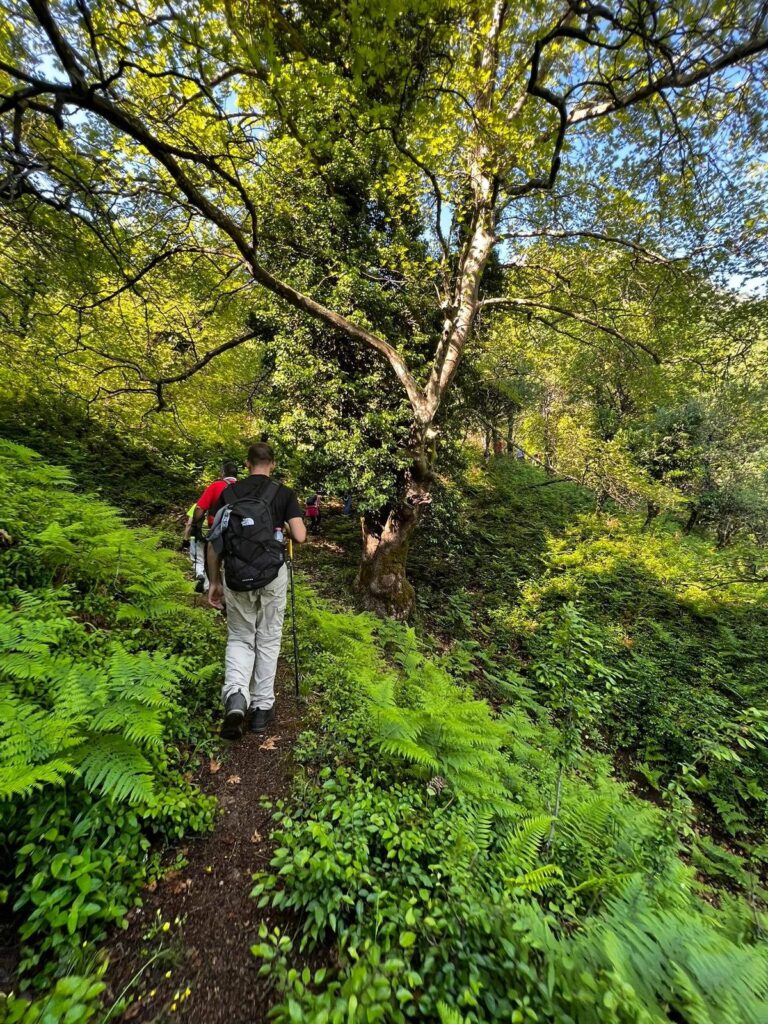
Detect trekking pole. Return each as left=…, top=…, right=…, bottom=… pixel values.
left=287, top=537, right=302, bottom=699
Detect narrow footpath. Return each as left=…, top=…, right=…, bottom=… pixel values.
left=105, top=663, right=316, bottom=1023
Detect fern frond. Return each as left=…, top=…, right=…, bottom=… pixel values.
left=377, top=738, right=441, bottom=770
left=74, top=737, right=155, bottom=803
left=508, top=863, right=563, bottom=895
left=0, top=759, right=78, bottom=800
left=436, top=1003, right=466, bottom=1024
left=498, top=815, right=553, bottom=875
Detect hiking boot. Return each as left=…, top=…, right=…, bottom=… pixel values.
left=250, top=706, right=275, bottom=733
left=194, top=576, right=205, bottom=594
left=221, top=693, right=248, bottom=740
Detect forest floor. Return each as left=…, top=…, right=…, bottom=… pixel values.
left=104, top=660, right=330, bottom=1024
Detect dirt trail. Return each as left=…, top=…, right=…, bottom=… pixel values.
left=105, top=663, right=310, bottom=1023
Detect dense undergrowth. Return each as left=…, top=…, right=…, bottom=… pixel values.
left=2, top=443, right=766, bottom=1023
left=0, top=440, right=223, bottom=1019
left=0, top=398, right=202, bottom=519
left=252, top=586, right=767, bottom=1022
left=251, top=457, right=768, bottom=1022
left=422, top=461, right=768, bottom=874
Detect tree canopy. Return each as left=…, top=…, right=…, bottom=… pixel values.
left=2, top=0, right=768, bottom=611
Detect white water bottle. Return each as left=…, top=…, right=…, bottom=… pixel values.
left=274, top=527, right=284, bottom=544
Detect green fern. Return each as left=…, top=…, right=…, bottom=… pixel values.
left=0, top=602, right=183, bottom=805
left=567, top=877, right=768, bottom=1023
left=436, top=1003, right=467, bottom=1024
left=76, top=737, right=155, bottom=803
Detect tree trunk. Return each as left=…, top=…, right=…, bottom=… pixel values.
left=357, top=503, right=422, bottom=619
left=506, top=417, right=515, bottom=453
left=642, top=501, right=660, bottom=529
left=684, top=506, right=699, bottom=533
left=355, top=445, right=434, bottom=619
left=716, top=520, right=735, bottom=549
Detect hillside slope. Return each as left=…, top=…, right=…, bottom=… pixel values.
left=3, top=448, right=767, bottom=1023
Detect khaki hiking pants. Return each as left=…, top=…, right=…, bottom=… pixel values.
left=222, top=564, right=288, bottom=711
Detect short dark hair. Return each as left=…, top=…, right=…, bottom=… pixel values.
left=247, top=442, right=274, bottom=465
left=222, top=461, right=239, bottom=478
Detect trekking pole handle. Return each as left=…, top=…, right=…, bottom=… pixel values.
left=287, top=537, right=293, bottom=561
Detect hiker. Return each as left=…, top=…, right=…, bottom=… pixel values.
left=342, top=493, right=353, bottom=516
left=305, top=493, right=321, bottom=534
left=180, top=502, right=206, bottom=591
left=193, top=461, right=239, bottom=533
left=206, top=443, right=306, bottom=739
left=189, top=461, right=239, bottom=591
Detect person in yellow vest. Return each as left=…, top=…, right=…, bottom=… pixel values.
left=180, top=503, right=206, bottom=591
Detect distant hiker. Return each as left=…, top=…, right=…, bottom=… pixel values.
left=514, top=445, right=525, bottom=461
left=342, top=494, right=353, bottom=516
left=494, top=437, right=504, bottom=457
left=181, top=503, right=206, bottom=591
left=193, top=461, right=240, bottom=532
left=305, top=493, right=321, bottom=534
left=188, top=462, right=239, bottom=591
left=206, top=443, right=306, bottom=739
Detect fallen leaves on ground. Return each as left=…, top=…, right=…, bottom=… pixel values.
left=209, top=758, right=222, bottom=773
left=226, top=775, right=241, bottom=785
left=259, top=736, right=281, bottom=751
left=250, top=830, right=262, bottom=844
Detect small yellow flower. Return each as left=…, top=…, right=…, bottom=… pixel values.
left=165, top=970, right=172, bottom=979
left=171, top=1003, right=178, bottom=1012
left=162, top=922, right=171, bottom=932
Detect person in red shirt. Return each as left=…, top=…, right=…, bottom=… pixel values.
left=192, top=461, right=239, bottom=532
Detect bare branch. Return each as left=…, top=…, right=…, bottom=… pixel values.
left=389, top=127, right=450, bottom=261
left=568, top=32, right=768, bottom=125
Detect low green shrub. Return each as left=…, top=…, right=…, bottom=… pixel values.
left=1, top=971, right=106, bottom=1024
left=508, top=514, right=768, bottom=836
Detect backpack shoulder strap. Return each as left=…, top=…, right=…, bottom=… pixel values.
left=221, top=481, right=239, bottom=506
left=260, top=479, right=280, bottom=507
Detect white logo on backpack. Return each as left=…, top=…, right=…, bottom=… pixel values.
left=242, top=517, right=255, bottom=526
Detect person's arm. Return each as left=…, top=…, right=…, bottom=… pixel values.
left=207, top=544, right=225, bottom=609
left=205, top=506, right=227, bottom=609
left=193, top=482, right=217, bottom=531
left=286, top=516, right=307, bottom=544
left=182, top=509, right=195, bottom=542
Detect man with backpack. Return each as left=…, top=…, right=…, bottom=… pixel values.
left=206, top=443, right=306, bottom=739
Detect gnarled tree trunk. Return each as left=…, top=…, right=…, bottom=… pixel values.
left=357, top=504, right=421, bottom=619
left=356, top=449, right=434, bottom=619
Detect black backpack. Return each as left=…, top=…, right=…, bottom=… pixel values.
left=219, top=480, right=284, bottom=591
